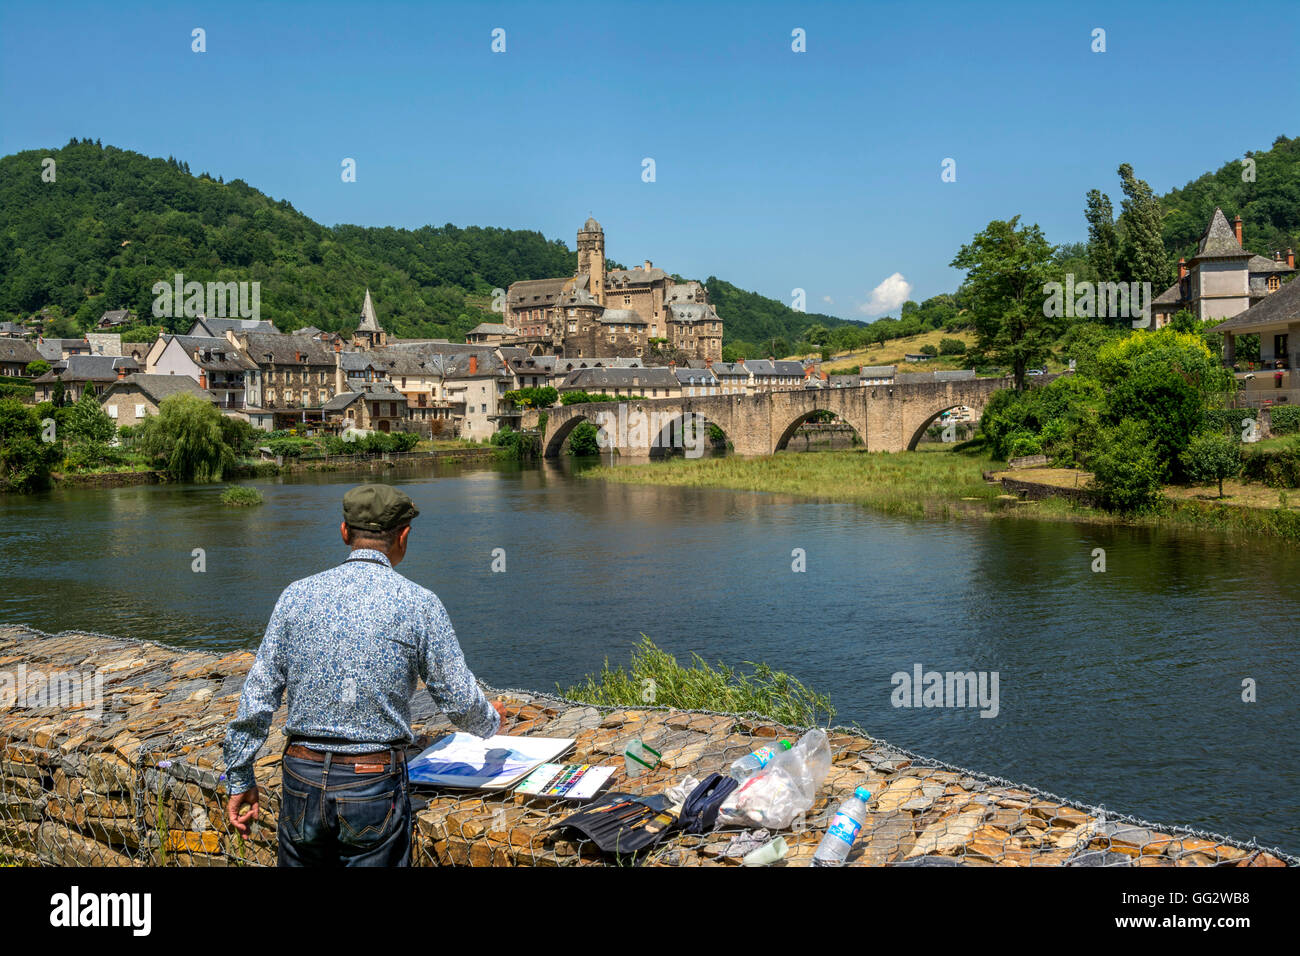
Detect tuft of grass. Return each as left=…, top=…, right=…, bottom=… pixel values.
left=562, top=635, right=834, bottom=727
left=220, top=486, right=263, bottom=507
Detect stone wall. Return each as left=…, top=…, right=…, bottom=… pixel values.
left=0, top=625, right=1290, bottom=867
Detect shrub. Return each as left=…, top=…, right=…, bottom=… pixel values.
left=1270, top=406, right=1300, bottom=436
left=938, top=337, right=967, bottom=355
left=1088, top=419, right=1165, bottom=514
left=1242, top=438, right=1300, bottom=488
left=220, top=486, right=264, bottom=507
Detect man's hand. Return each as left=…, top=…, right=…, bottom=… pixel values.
left=227, top=786, right=260, bottom=836
left=492, top=699, right=510, bottom=734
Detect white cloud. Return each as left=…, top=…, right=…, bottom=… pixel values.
left=858, top=272, right=912, bottom=316
left=822, top=295, right=834, bottom=305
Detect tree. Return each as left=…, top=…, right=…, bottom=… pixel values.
left=134, top=393, right=234, bottom=482
left=1116, top=163, right=1171, bottom=291
left=0, top=399, right=59, bottom=492
left=938, top=337, right=966, bottom=355
left=1182, top=431, right=1242, bottom=498
left=803, top=324, right=830, bottom=346
left=25, top=359, right=50, bottom=377
left=950, top=216, right=1059, bottom=390
left=64, top=387, right=116, bottom=445
left=567, top=421, right=600, bottom=456
left=1084, top=189, right=1118, bottom=282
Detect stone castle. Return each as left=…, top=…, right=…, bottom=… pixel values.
left=500, top=218, right=723, bottom=362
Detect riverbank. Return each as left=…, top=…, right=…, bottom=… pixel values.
left=586, top=447, right=1300, bottom=543
left=42, top=445, right=501, bottom=490
left=1, top=624, right=1288, bottom=867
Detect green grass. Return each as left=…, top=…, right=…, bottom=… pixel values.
left=563, top=635, right=835, bottom=727
left=220, top=486, right=264, bottom=507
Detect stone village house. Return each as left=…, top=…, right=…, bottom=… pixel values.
left=98, top=373, right=217, bottom=427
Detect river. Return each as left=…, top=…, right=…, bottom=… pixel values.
left=2, top=458, right=1297, bottom=853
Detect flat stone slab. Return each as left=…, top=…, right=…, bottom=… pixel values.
left=0, top=624, right=1291, bottom=868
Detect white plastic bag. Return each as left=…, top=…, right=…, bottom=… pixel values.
left=718, top=729, right=831, bottom=829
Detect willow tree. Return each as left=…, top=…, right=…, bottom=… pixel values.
left=136, top=393, right=234, bottom=482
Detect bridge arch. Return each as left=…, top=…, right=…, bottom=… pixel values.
left=905, top=404, right=976, bottom=451
left=543, top=411, right=599, bottom=458
left=648, top=409, right=729, bottom=458
left=774, top=408, right=864, bottom=452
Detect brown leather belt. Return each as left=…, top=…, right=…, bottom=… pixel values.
left=285, top=744, right=403, bottom=768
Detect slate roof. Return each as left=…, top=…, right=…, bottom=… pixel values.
left=860, top=365, right=896, bottom=378
left=33, top=355, right=140, bottom=383
left=1192, top=208, right=1251, bottom=260
left=1247, top=254, right=1294, bottom=274
left=710, top=361, right=749, bottom=378
left=0, top=339, right=44, bottom=366
left=164, top=335, right=258, bottom=371
left=560, top=367, right=678, bottom=391
left=191, top=317, right=278, bottom=336
left=665, top=281, right=706, bottom=304
left=597, top=309, right=645, bottom=325
left=98, top=310, right=133, bottom=326
left=665, top=303, right=717, bottom=324
left=508, top=276, right=574, bottom=306
left=607, top=266, right=668, bottom=286
left=239, top=332, right=337, bottom=366
left=101, top=373, right=215, bottom=405
left=674, top=367, right=717, bottom=386
left=1152, top=280, right=1186, bottom=306
left=357, top=289, right=382, bottom=332
left=1210, top=275, right=1300, bottom=333
left=467, top=323, right=512, bottom=336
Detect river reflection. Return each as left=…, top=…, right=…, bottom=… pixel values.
left=1, top=458, right=1297, bottom=851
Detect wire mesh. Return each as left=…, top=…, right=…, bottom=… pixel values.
left=1, top=625, right=1294, bottom=868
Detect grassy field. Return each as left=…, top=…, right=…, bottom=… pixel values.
left=807, top=329, right=976, bottom=374
left=588, top=443, right=1006, bottom=520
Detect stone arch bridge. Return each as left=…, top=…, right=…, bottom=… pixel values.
left=522, top=376, right=1012, bottom=458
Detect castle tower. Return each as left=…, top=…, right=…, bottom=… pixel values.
left=577, top=217, right=605, bottom=306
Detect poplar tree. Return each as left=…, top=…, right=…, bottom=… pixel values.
left=1084, top=189, right=1118, bottom=282
left=1116, top=163, right=1171, bottom=289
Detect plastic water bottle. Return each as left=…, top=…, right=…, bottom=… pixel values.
left=812, top=786, right=872, bottom=866
left=727, top=739, right=792, bottom=782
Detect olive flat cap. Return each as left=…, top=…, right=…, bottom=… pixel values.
left=343, top=483, right=419, bottom=532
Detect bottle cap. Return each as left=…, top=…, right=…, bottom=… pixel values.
left=779, top=739, right=793, bottom=750
left=854, top=786, right=872, bottom=801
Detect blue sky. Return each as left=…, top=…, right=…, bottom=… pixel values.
left=1, top=0, right=1296, bottom=322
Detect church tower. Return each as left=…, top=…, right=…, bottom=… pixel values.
left=576, top=217, right=605, bottom=306
left=353, top=288, right=387, bottom=348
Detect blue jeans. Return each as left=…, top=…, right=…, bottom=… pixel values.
left=277, top=749, right=411, bottom=867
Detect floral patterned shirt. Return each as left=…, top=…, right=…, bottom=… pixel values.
left=222, top=548, right=499, bottom=794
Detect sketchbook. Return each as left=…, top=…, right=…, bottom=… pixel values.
left=407, top=732, right=575, bottom=790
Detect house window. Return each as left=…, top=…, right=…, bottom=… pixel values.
left=107, top=405, right=118, bottom=419
left=135, top=404, right=146, bottom=418
left=1268, top=275, right=1281, bottom=291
